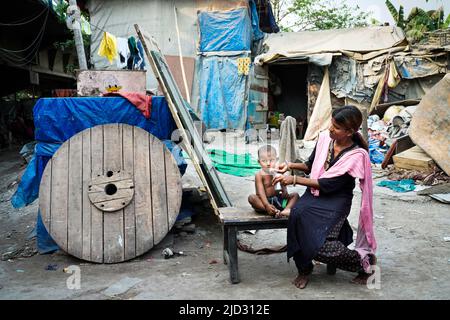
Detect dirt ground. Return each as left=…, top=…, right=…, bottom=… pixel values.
left=0, top=131, right=449, bottom=300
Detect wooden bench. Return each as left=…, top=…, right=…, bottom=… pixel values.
left=219, top=207, right=288, bottom=284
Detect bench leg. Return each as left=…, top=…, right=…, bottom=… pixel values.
left=327, top=264, right=337, bottom=275
left=228, top=226, right=239, bottom=284
left=223, top=225, right=228, bottom=265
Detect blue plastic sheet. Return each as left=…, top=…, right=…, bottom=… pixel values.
left=198, top=55, right=248, bottom=130
left=369, top=138, right=387, bottom=164
left=11, top=96, right=185, bottom=254
left=33, top=97, right=175, bottom=143
left=198, top=8, right=252, bottom=52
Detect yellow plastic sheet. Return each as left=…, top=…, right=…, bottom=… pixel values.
left=388, top=61, right=400, bottom=88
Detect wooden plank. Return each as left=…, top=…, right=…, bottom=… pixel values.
left=81, top=129, right=92, bottom=261
left=102, top=123, right=125, bottom=263
left=67, top=132, right=83, bottom=258
left=150, top=135, right=169, bottom=245
left=90, top=125, right=104, bottom=262
left=50, top=143, right=69, bottom=251
left=393, top=146, right=435, bottom=172
left=164, top=148, right=182, bottom=229
left=89, top=183, right=133, bottom=203
left=39, top=160, right=52, bottom=232
left=122, top=124, right=136, bottom=260
left=134, top=126, right=153, bottom=255
left=92, top=198, right=133, bottom=213
left=86, top=171, right=132, bottom=186
left=89, top=179, right=134, bottom=193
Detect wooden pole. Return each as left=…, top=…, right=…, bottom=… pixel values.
left=68, top=0, right=87, bottom=70
left=361, top=106, right=369, bottom=143
left=173, top=6, right=191, bottom=104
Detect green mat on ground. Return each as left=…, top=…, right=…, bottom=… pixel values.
left=207, top=149, right=261, bottom=177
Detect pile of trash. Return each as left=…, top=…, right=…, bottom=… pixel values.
left=367, top=104, right=417, bottom=164
left=387, top=166, right=450, bottom=186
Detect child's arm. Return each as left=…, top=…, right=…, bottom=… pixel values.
left=255, top=173, right=278, bottom=215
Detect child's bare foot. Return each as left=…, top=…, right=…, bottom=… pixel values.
left=292, top=274, right=309, bottom=289
left=270, top=209, right=281, bottom=218
left=278, top=208, right=291, bottom=217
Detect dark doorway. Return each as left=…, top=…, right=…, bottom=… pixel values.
left=268, top=63, right=308, bottom=138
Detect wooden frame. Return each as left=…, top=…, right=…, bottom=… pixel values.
left=135, top=24, right=232, bottom=212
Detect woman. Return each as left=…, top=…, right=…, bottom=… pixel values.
left=273, top=105, right=377, bottom=289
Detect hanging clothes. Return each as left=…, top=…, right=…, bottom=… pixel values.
left=127, top=36, right=145, bottom=70
left=279, top=116, right=298, bottom=163
left=116, top=37, right=130, bottom=69
left=98, top=31, right=118, bottom=64
left=136, top=40, right=146, bottom=70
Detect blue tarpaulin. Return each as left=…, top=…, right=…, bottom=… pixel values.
left=198, top=55, right=248, bottom=130
left=11, top=96, right=186, bottom=253
left=368, top=138, right=388, bottom=164
left=198, top=8, right=252, bottom=52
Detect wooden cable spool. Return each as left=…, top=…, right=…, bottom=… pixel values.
left=39, top=124, right=182, bottom=263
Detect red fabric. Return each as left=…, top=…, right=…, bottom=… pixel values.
left=103, top=92, right=152, bottom=119
left=52, top=89, right=77, bottom=97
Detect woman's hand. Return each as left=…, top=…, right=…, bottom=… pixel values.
left=272, top=175, right=294, bottom=186
left=277, top=161, right=290, bottom=174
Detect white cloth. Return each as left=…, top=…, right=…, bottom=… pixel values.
left=303, top=67, right=332, bottom=141
left=278, top=116, right=297, bottom=163
left=116, top=37, right=130, bottom=69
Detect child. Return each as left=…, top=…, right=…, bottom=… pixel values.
left=248, top=145, right=299, bottom=217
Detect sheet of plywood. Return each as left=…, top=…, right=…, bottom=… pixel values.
left=409, top=74, right=450, bottom=175
left=164, top=55, right=195, bottom=102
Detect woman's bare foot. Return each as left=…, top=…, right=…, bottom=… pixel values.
left=292, top=274, right=309, bottom=289
left=351, top=254, right=377, bottom=285
left=351, top=273, right=370, bottom=285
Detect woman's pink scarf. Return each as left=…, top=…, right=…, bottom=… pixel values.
left=309, top=131, right=377, bottom=272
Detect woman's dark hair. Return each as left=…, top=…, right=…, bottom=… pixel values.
left=332, top=105, right=368, bottom=151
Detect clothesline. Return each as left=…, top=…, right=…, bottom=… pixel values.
left=97, top=28, right=146, bottom=70
left=89, top=22, right=108, bottom=34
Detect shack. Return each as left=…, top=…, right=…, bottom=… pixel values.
left=253, top=26, right=449, bottom=140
